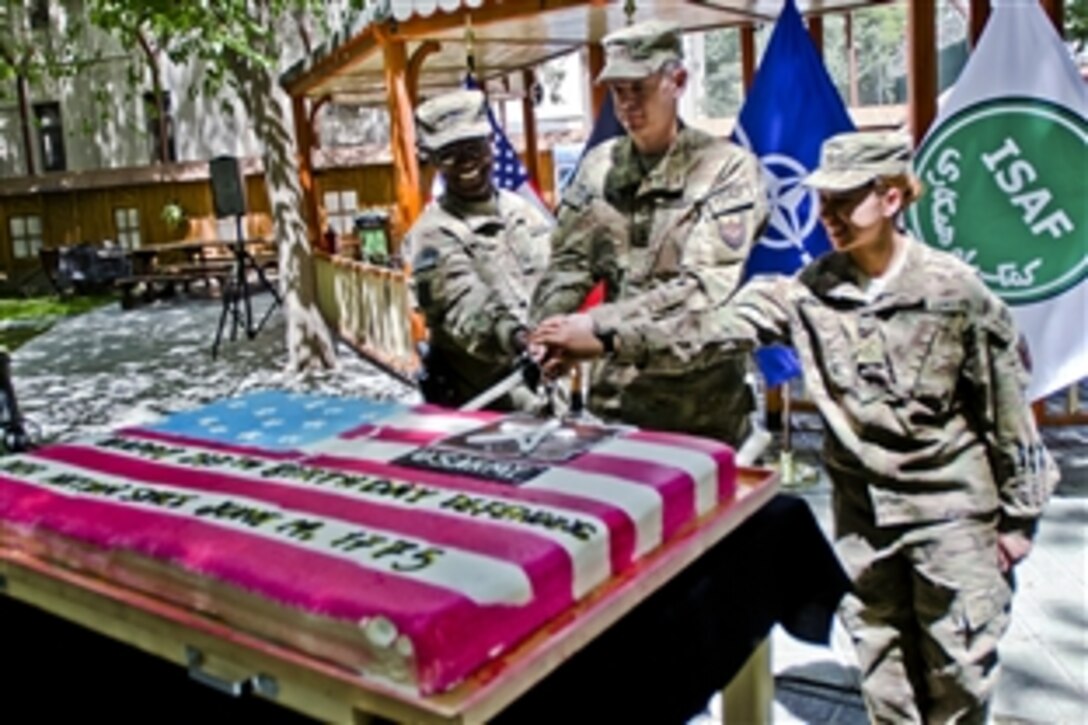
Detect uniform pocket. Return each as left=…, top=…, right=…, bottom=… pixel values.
left=798, top=302, right=856, bottom=393
left=885, top=309, right=966, bottom=405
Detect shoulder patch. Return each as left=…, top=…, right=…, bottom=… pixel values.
left=413, top=246, right=441, bottom=274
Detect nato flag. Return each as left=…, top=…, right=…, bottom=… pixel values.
left=733, top=0, right=854, bottom=385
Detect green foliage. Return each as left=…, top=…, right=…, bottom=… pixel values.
left=0, top=1, right=90, bottom=100
left=0, top=294, right=116, bottom=351
left=701, top=28, right=744, bottom=117
left=0, top=295, right=115, bottom=321
left=1069, top=0, right=1088, bottom=50
left=86, top=0, right=330, bottom=100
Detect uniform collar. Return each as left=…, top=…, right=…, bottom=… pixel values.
left=440, top=191, right=503, bottom=229
left=608, top=122, right=696, bottom=196
left=802, top=240, right=929, bottom=308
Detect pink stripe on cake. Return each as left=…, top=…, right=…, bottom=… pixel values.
left=340, top=423, right=443, bottom=446
left=35, top=445, right=576, bottom=603
left=625, top=429, right=738, bottom=502
left=339, top=406, right=498, bottom=441
left=411, top=404, right=499, bottom=422
left=564, top=453, right=695, bottom=539
left=0, top=474, right=571, bottom=694
left=307, top=452, right=636, bottom=573
left=124, top=428, right=301, bottom=461
left=0, top=474, right=468, bottom=621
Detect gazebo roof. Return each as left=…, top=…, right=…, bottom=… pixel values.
left=282, top=0, right=891, bottom=105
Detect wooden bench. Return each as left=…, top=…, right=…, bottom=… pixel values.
left=115, top=268, right=231, bottom=309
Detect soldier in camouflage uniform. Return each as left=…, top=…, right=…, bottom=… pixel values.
left=406, top=89, right=551, bottom=409
left=533, top=131, right=1059, bottom=723
left=529, top=19, right=767, bottom=445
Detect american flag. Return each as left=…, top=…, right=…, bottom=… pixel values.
left=485, top=105, right=553, bottom=220
left=0, top=389, right=739, bottom=695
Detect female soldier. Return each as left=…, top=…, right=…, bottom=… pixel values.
left=532, top=130, right=1058, bottom=723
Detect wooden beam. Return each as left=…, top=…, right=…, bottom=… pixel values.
left=587, top=43, right=606, bottom=121
left=283, top=26, right=380, bottom=97
left=377, top=28, right=423, bottom=246
left=1040, top=0, right=1065, bottom=35
left=740, top=25, right=756, bottom=93
left=846, top=13, right=859, bottom=107
left=407, top=40, right=442, bottom=105
left=968, top=0, right=990, bottom=47
left=807, top=15, right=824, bottom=56
left=907, top=0, right=938, bottom=144
left=291, top=95, right=321, bottom=250
left=521, top=69, right=541, bottom=190
left=307, top=95, right=332, bottom=150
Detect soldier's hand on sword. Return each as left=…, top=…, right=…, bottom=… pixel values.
left=531, top=314, right=606, bottom=378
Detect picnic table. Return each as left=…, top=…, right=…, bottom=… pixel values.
left=119, top=239, right=276, bottom=309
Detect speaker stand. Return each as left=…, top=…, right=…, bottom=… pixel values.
left=210, top=217, right=282, bottom=360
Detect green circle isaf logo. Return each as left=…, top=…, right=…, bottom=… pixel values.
left=909, top=98, right=1088, bottom=304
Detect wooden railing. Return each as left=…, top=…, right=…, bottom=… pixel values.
left=1035, top=385, right=1088, bottom=427
left=313, top=252, right=419, bottom=382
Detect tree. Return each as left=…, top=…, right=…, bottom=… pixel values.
left=1069, top=0, right=1088, bottom=50
left=86, top=0, right=339, bottom=372
left=1, top=1, right=86, bottom=173
left=701, top=28, right=744, bottom=118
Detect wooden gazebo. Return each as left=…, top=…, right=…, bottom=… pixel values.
left=279, top=0, right=954, bottom=248
left=278, top=0, right=1067, bottom=382
left=284, top=0, right=1064, bottom=246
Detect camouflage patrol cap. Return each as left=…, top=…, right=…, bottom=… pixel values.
left=415, top=89, right=491, bottom=152
left=596, top=19, right=684, bottom=83
left=805, top=131, right=914, bottom=192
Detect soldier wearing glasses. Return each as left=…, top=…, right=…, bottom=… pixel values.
left=406, top=89, right=551, bottom=409
left=530, top=19, right=767, bottom=445
left=533, top=130, right=1059, bottom=723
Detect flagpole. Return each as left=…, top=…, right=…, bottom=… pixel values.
left=778, top=383, right=796, bottom=486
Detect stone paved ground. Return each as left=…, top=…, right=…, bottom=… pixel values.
left=8, top=294, right=418, bottom=445
left=7, top=295, right=1087, bottom=724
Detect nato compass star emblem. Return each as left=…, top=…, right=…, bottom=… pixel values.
left=736, top=129, right=821, bottom=265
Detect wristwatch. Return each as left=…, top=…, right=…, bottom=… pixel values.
left=593, top=327, right=616, bottom=355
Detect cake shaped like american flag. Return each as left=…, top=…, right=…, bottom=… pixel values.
left=0, top=390, right=737, bottom=695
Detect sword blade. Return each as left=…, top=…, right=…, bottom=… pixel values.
left=459, top=367, right=526, bottom=412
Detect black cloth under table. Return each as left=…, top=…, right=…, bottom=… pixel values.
left=496, top=494, right=851, bottom=724
left=0, top=495, right=848, bottom=723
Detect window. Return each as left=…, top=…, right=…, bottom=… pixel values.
left=114, top=208, right=141, bottom=250
left=34, top=102, right=66, bottom=172
left=323, top=189, right=358, bottom=236
left=9, top=215, right=44, bottom=260
left=30, top=0, right=50, bottom=30
left=143, top=91, right=177, bottom=163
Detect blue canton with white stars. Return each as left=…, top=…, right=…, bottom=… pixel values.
left=147, top=390, right=405, bottom=451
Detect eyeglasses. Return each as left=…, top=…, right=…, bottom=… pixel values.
left=434, top=139, right=491, bottom=166
left=818, top=182, right=878, bottom=211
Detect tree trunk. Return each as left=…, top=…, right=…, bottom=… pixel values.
left=226, top=56, right=336, bottom=372
left=135, top=30, right=169, bottom=165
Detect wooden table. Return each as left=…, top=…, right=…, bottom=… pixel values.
left=0, top=468, right=779, bottom=724
left=120, top=240, right=277, bottom=308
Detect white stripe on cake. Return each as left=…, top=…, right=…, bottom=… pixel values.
left=77, top=436, right=612, bottom=599
left=19, top=454, right=534, bottom=606
left=523, top=467, right=663, bottom=558
left=591, top=438, right=719, bottom=515
left=303, top=437, right=415, bottom=462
